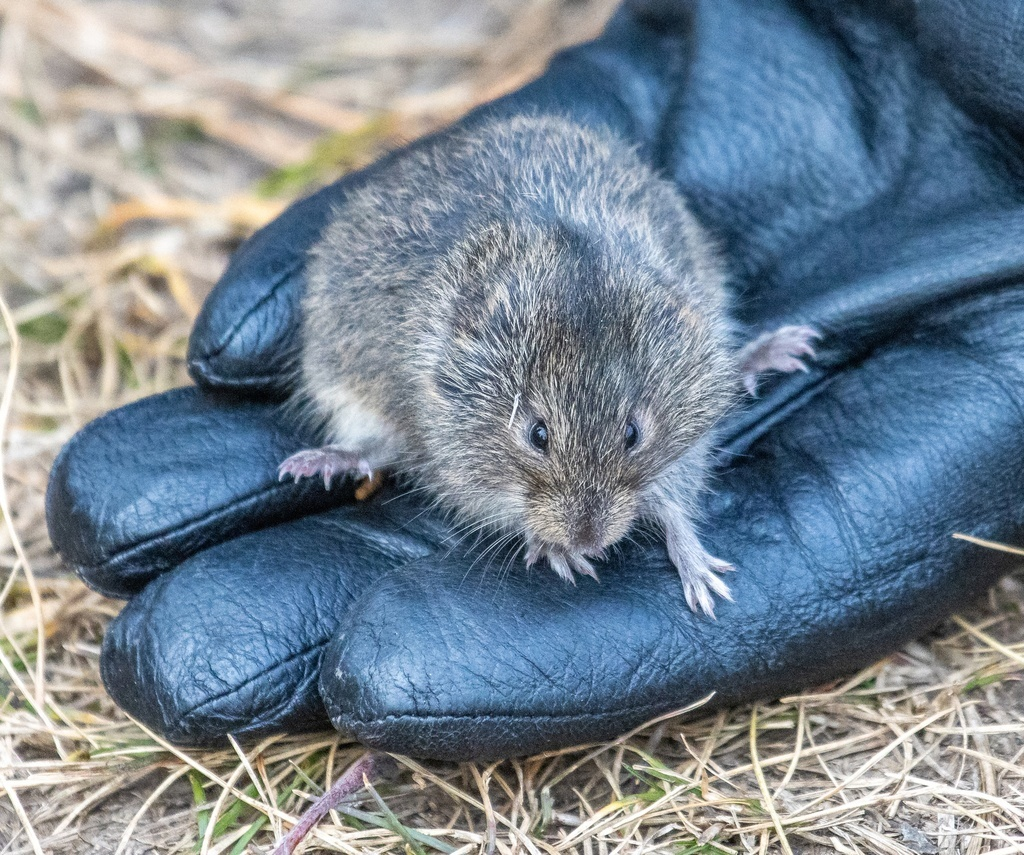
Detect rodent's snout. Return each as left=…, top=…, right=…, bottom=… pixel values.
left=528, top=489, right=638, bottom=557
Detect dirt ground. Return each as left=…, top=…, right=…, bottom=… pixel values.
left=1, top=1, right=1023, bottom=853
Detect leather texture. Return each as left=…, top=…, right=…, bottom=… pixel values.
left=46, top=0, right=1024, bottom=760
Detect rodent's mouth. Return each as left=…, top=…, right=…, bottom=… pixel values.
left=522, top=534, right=609, bottom=584
left=523, top=530, right=609, bottom=563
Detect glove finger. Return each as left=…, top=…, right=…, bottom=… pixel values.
left=185, top=6, right=685, bottom=394
left=318, top=285, right=1024, bottom=760
left=100, top=495, right=435, bottom=744
left=46, top=387, right=349, bottom=598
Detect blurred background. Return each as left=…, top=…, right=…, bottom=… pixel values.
left=2, top=2, right=1023, bottom=854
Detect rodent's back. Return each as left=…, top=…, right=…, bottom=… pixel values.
left=300, top=116, right=730, bottom=458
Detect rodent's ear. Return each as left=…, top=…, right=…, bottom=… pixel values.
left=444, top=223, right=525, bottom=334
left=457, top=222, right=522, bottom=281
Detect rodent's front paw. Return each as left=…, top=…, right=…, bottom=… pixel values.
left=666, top=535, right=734, bottom=618
left=678, top=558, right=734, bottom=618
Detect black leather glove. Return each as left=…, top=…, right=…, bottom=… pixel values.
left=46, top=0, right=1024, bottom=761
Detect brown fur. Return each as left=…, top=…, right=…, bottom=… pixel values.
left=293, top=115, right=756, bottom=614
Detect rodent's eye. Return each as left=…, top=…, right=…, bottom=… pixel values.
left=528, top=420, right=549, bottom=453
left=624, top=420, right=641, bottom=451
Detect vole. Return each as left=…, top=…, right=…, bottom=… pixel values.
left=279, top=115, right=818, bottom=617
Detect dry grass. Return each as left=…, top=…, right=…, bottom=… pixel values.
left=1, top=0, right=1023, bottom=852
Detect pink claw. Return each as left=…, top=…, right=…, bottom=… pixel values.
left=278, top=447, right=372, bottom=490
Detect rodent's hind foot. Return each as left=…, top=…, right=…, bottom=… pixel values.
left=739, top=325, right=821, bottom=396
left=525, top=540, right=599, bottom=584
left=278, top=446, right=373, bottom=490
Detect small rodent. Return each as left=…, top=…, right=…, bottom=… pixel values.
left=280, top=115, right=818, bottom=616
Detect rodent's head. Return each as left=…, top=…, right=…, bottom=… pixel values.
left=414, top=220, right=735, bottom=557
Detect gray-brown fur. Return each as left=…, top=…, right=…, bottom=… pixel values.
left=285, top=115, right=817, bottom=616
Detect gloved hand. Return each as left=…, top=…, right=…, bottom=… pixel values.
left=46, top=0, right=1024, bottom=761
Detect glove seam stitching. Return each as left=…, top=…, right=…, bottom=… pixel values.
left=336, top=702, right=673, bottom=726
